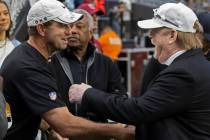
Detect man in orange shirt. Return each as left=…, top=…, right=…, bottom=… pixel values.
left=98, top=26, right=122, bottom=60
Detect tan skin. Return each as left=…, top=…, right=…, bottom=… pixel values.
left=28, top=21, right=70, bottom=140
left=149, top=27, right=183, bottom=63
left=0, top=2, right=11, bottom=41
left=68, top=15, right=92, bottom=61
left=27, top=20, right=134, bottom=139
left=67, top=15, right=135, bottom=140
left=92, top=13, right=98, bottom=31
left=0, top=2, right=12, bottom=130
left=28, top=21, right=69, bottom=59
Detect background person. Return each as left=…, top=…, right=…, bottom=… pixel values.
left=78, top=2, right=104, bottom=53
left=0, top=0, right=20, bottom=67
left=69, top=3, right=210, bottom=140
left=198, top=12, right=210, bottom=60
left=0, top=0, right=21, bottom=130
left=50, top=9, right=129, bottom=140
left=98, top=25, right=122, bottom=61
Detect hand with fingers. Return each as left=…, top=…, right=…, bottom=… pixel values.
left=69, top=83, right=92, bottom=104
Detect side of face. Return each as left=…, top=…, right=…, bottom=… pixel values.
left=68, top=16, right=92, bottom=51
left=0, top=3, right=11, bottom=35
left=149, top=27, right=177, bottom=63
left=37, top=21, right=70, bottom=51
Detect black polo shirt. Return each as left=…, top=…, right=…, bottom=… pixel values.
left=0, top=42, right=65, bottom=140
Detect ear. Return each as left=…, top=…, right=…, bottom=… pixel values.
left=88, top=29, right=93, bottom=40
left=36, top=24, right=46, bottom=37
left=168, top=29, right=178, bottom=44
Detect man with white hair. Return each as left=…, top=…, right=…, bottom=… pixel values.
left=0, top=0, right=134, bottom=139
left=69, top=3, right=210, bottom=140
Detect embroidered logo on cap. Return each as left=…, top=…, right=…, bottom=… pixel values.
left=49, top=91, right=57, bottom=100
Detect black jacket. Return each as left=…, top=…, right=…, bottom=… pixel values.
left=50, top=43, right=126, bottom=122
left=82, top=49, right=210, bottom=140
left=140, top=57, right=167, bottom=94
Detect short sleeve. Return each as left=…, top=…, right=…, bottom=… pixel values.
left=14, top=66, right=65, bottom=115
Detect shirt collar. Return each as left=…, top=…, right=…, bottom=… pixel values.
left=163, top=50, right=186, bottom=66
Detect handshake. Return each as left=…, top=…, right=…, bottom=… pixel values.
left=68, top=83, right=135, bottom=140
left=68, top=83, right=92, bottom=104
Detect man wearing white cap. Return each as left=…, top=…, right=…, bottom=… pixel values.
left=0, top=0, right=134, bottom=139
left=69, top=3, right=210, bottom=140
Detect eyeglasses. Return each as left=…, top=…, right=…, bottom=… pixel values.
left=153, top=9, right=180, bottom=28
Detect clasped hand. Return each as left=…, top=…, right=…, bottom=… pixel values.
left=69, top=83, right=92, bottom=104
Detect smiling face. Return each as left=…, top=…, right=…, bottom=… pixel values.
left=0, top=2, right=11, bottom=37
left=43, top=21, right=70, bottom=51
left=149, top=27, right=176, bottom=63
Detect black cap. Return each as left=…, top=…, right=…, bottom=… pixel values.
left=198, top=12, right=210, bottom=41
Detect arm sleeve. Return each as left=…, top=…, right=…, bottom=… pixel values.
left=82, top=69, right=194, bottom=125
left=14, top=66, right=65, bottom=115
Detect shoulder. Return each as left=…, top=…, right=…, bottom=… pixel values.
left=8, top=44, right=36, bottom=66
left=94, top=52, right=119, bottom=72
left=95, top=52, right=114, bottom=63
left=1, top=43, right=49, bottom=77
left=11, top=39, right=21, bottom=47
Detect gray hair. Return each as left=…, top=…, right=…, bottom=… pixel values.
left=73, top=9, right=94, bottom=31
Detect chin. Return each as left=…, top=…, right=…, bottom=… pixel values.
left=60, top=46, right=67, bottom=50
left=68, top=44, right=79, bottom=48
left=0, top=28, right=8, bottom=32
left=69, top=46, right=80, bottom=51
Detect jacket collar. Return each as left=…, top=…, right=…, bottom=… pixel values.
left=145, top=49, right=203, bottom=91
left=172, top=48, right=203, bottom=64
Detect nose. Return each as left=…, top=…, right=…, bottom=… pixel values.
left=69, top=24, right=77, bottom=35
left=0, top=14, right=5, bottom=21
left=64, top=25, right=71, bottom=36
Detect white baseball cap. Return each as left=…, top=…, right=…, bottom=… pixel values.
left=27, top=0, right=83, bottom=26
left=137, top=3, right=198, bottom=33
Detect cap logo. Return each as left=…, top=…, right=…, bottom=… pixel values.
left=153, top=9, right=180, bottom=28
left=49, top=91, right=57, bottom=101
left=69, top=15, right=76, bottom=20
